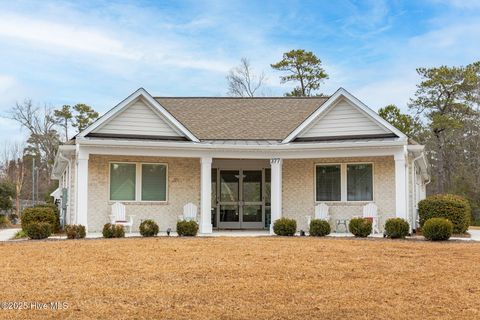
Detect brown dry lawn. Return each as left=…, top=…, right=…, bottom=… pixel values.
left=1, top=237, right=479, bottom=320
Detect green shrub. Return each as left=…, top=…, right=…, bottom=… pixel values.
left=34, top=203, right=60, bottom=231
left=384, top=218, right=409, bottom=239
left=65, top=224, right=86, bottom=239
left=309, top=219, right=331, bottom=237
left=423, top=218, right=453, bottom=241
left=102, top=223, right=125, bottom=238
left=0, top=215, right=10, bottom=228
left=273, top=218, right=297, bottom=236
left=14, top=230, right=27, bottom=239
left=21, top=207, right=57, bottom=232
left=349, top=218, right=372, bottom=237
left=24, top=222, right=52, bottom=239
left=102, top=223, right=114, bottom=238
left=418, top=194, right=471, bottom=234
left=176, top=220, right=199, bottom=236
left=113, top=225, right=125, bottom=238
left=139, top=219, right=159, bottom=237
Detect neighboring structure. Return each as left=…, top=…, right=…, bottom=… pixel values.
left=51, top=88, right=429, bottom=234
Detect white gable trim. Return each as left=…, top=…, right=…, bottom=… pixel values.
left=77, top=88, right=199, bottom=142
left=282, top=88, right=407, bottom=143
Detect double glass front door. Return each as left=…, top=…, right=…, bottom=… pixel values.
left=216, top=170, right=265, bottom=229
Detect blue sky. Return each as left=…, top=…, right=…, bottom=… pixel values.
left=0, top=0, right=479, bottom=142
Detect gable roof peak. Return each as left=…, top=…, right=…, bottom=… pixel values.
left=282, top=87, right=408, bottom=143
left=77, top=87, right=199, bottom=142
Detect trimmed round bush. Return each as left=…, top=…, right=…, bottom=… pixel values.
left=65, top=224, right=86, bottom=239
left=102, top=223, right=125, bottom=238
left=139, top=219, right=159, bottom=237
left=418, top=194, right=471, bottom=234
left=25, top=222, right=52, bottom=239
left=309, top=219, right=331, bottom=237
left=273, top=218, right=297, bottom=236
left=102, top=223, right=114, bottom=238
left=113, top=225, right=125, bottom=238
left=21, top=207, right=57, bottom=232
left=423, top=218, right=453, bottom=241
left=177, top=220, right=199, bottom=236
left=384, top=218, right=409, bottom=239
left=349, top=218, right=372, bottom=237
left=34, top=204, right=60, bottom=231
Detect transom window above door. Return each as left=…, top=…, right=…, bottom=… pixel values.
left=315, top=163, right=373, bottom=202
left=109, top=162, right=167, bottom=202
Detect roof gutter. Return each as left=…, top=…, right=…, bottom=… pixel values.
left=407, top=145, right=430, bottom=182
left=76, top=137, right=407, bottom=151
left=51, top=145, right=76, bottom=179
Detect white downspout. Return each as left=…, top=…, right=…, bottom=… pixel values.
left=412, top=152, right=427, bottom=230
left=58, top=152, right=72, bottom=226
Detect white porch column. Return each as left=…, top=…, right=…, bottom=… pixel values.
left=394, top=151, right=408, bottom=221
left=270, top=158, right=283, bottom=234
left=200, top=157, right=213, bottom=234
left=76, top=150, right=89, bottom=230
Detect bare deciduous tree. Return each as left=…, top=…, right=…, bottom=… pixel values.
left=226, top=58, right=266, bottom=97
left=0, top=142, right=26, bottom=216
left=8, top=100, right=60, bottom=173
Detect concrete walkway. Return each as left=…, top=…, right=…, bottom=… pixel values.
left=463, top=228, right=480, bottom=241
left=0, top=228, right=21, bottom=241
left=4, top=228, right=480, bottom=241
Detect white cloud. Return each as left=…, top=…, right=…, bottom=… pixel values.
left=352, top=74, right=418, bottom=111
left=0, top=74, right=25, bottom=111
left=0, top=10, right=236, bottom=75
left=408, top=21, right=480, bottom=61
left=0, top=13, right=139, bottom=60
left=433, top=0, right=480, bottom=8
left=0, top=74, right=16, bottom=93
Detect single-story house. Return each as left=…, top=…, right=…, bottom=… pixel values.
left=51, top=88, right=429, bottom=234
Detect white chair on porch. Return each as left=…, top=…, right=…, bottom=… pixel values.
left=314, top=203, right=330, bottom=221
left=110, top=202, right=135, bottom=233
left=363, top=203, right=380, bottom=234
left=178, top=203, right=198, bottom=222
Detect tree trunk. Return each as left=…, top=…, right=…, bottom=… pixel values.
left=15, top=185, right=21, bottom=217
left=434, top=130, right=446, bottom=193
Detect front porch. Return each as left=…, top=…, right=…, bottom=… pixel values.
left=66, top=139, right=411, bottom=234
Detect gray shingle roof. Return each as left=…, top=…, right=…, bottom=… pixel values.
left=155, top=97, right=329, bottom=140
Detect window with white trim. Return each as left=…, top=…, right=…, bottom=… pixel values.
left=315, top=163, right=373, bottom=202
left=347, top=164, right=373, bottom=201
left=109, top=162, right=167, bottom=201
left=141, top=164, right=167, bottom=201
left=315, top=165, right=341, bottom=201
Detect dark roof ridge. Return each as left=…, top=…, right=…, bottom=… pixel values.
left=154, top=96, right=329, bottom=99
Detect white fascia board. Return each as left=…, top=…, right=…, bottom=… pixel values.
left=282, top=88, right=408, bottom=143
left=79, top=143, right=404, bottom=160
left=77, top=88, right=199, bottom=142
left=77, top=136, right=406, bottom=151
